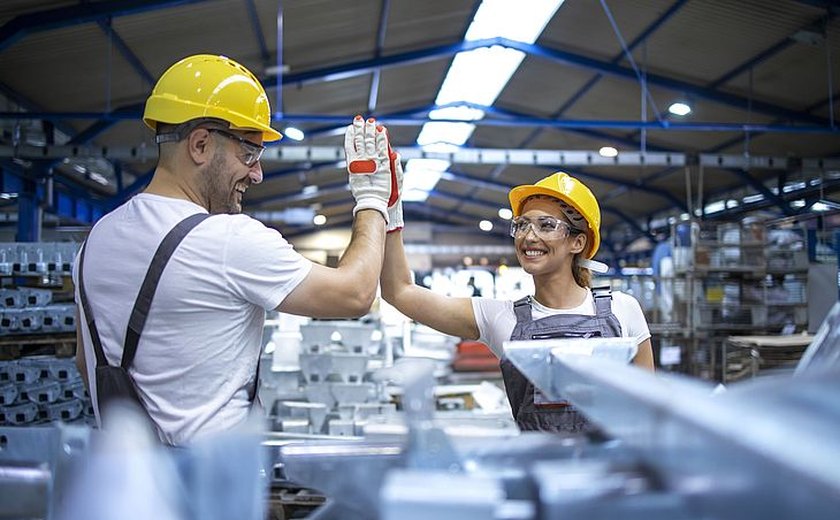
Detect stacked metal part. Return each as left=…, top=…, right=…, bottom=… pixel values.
left=0, top=357, right=93, bottom=426
left=273, top=303, right=840, bottom=520
left=0, top=287, right=76, bottom=335
left=0, top=243, right=78, bottom=277
left=266, top=321, right=395, bottom=437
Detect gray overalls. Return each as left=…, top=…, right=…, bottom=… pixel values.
left=499, top=286, right=622, bottom=433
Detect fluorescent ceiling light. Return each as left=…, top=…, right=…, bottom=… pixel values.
left=742, top=193, right=764, bottom=204
left=599, top=146, right=618, bottom=158
left=668, top=102, right=691, bottom=116
left=465, top=0, right=565, bottom=43
left=403, top=159, right=447, bottom=202
left=429, top=106, right=485, bottom=121
left=417, top=122, right=476, bottom=148
left=409, top=0, right=565, bottom=201
left=479, top=220, right=494, bottom=232
left=284, top=127, right=305, bottom=141
left=704, top=200, right=726, bottom=214
left=436, top=47, right=526, bottom=107
left=498, top=208, right=513, bottom=220
left=812, top=202, right=830, bottom=212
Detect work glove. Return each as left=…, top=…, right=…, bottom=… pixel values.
left=345, top=115, right=391, bottom=224
left=387, top=146, right=404, bottom=233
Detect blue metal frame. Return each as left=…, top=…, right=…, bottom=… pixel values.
left=368, top=0, right=392, bottom=113
left=0, top=0, right=206, bottom=53
left=96, top=19, right=155, bottom=86
left=244, top=0, right=270, bottom=64
left=3, top=0, right=839, bottom=241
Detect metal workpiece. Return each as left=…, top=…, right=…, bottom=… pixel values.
left=795, top=302, right=840, bottom=375
left=300, top=321, right=381, bottom=355
left=272, top=332, right=840, bottom=520
left=381, top=469, right=505, bottom=520
left=509, top=347, right=840, bottom=519
left=262, top=320, right=391, bottom=436
left=502, top=337, right=639, bottom=402
left=277, top=440, right=405, bottom=519
left=0, top=424, right=91, bottom=519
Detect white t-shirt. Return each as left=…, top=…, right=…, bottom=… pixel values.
left=471, top=291, right=651, bottom=358
left=73, top=194, right=312, bottom=445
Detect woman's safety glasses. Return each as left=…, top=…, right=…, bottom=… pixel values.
left=510, top=216, right=579, bottom=239
left=208, top=129, right=265, bottom=167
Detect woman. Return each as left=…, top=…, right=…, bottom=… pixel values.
left=380, top=170, right=654, bottom=434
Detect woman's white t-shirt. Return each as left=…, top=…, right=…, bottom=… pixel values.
left=471, top=291, right=651, bottom=358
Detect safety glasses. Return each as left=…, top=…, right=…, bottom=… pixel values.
left=207, top=128, right=265, bottom=167
left=509, top=216, right=579, bottom=239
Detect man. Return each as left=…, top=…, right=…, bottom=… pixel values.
left=74, top=54, right=394, bottom=445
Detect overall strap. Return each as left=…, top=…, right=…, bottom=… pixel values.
left=512, top=296, right=533, bottom=324
left=77, top=242, right=108, bottom=368
left=591, top=285, right=613, bottom=316
left=122, top=213, right=211, bottom=370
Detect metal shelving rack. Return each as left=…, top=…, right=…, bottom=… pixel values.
left=0, top=242, right=92, bottom=426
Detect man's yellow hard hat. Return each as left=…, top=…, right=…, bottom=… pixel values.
left=143, top=54, right=282, bottom=142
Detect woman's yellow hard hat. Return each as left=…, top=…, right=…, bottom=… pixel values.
left=508, top=172, right=602, bottom=259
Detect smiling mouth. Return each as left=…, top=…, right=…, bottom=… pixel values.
left=523, top=249, right=546, bottom=258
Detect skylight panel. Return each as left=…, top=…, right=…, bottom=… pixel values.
left=417, top=122, right=476, bottom=148
left=408, top=0, right=565, bottom=201
left=465, top=0, right=565, bottom=43
left=403, top=159, right=447, bottom=202
left=435, top=47, right=526, bottom=107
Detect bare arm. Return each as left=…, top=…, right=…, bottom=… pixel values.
left=633, top=338, right=655, bottom=371
left=278, top=210, right=386, bottom=318
left=380, top=230, right=480, bottom=340
left=74, top=308, right=90, bottom=391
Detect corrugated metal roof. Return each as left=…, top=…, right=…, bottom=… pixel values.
left=0, top=0, right=838, bottom=258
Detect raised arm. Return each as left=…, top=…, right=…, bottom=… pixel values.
left=379, top=150, right=480, bottom=340
left=278, top=117, right=391, bottom=319
left=278, top=211, right=385, bottom=318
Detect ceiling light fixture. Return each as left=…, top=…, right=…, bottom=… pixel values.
left=668, top=102, right=691, bottom=116
left=284, top=127, right=305, bottom=141
left=479, top=219, right=494, bottom=232
left=313, top=214, right=327, bottom=225
left=599, top=146, right=618, bottom=158
left=498, top=208, right=513, bottom=220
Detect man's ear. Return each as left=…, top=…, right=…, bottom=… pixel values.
left=186, top=128, right=213, bottom=165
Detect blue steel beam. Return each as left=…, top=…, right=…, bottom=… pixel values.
left=560, top=0, right=688, bottom=118
left=603, top=207, right=652, bottom=239
left=368, top=0, right=392, bottom=113
left=498, top=38, right=832, bottom=126
left=244, top=0, right=270, bottom=64
left=266, top=36, right=832, bottom=127
left=96, top=19, right=155, bottom=86
left=0, top=82, right=78, bottom=138
left=0, top=0, right=206, bottom=52
left=705, top=175, right=840, bottom=221
left=789, top=0, right=840, bottom=15
left=108, top=166, right=154, bottom=207
left=10, top=109, right=838, bottom=134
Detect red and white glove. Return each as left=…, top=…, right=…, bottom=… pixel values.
left=387, top=146, right=404, bottom=233
left=344, top=115, right=391, bottom=224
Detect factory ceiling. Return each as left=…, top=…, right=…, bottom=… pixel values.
left=1, top=0, right=839, bottom=258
